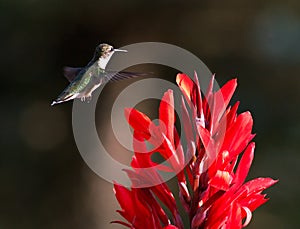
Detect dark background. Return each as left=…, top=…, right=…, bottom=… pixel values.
left=1, top=0, right=299, bottom=228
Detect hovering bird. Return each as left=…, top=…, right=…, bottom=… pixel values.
left=51, top=43, right=142, bottom=106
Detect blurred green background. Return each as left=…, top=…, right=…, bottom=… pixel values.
left=1, top=0, right=299, bottom=228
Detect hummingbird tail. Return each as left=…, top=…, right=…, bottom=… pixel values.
left=51, top=93, right=79, bottom=106
left=51, top=100, right=63, bottom=106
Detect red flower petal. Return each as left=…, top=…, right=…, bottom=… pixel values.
left=220, top=112, right=254, bottom=157
left=159, top=90, right=175, bottom=142
left=241, top=206, right=252, bottom=227
left=180, top=96, right=195, bottom=150
left=226, top=101, right=240, bottom=127
left=210, top=79, right=237, bottom=133
left=193, top=71, right=203, bottom=117
left=209, top=170, right=233, bottom=191
left=243, top=177, right=278, bottom=194
left=197, top=124, right=216, bottom=161
left=176, top=73, right=195, bottom=105
left=225, top=201, right=242, bottom=229
left=202, top=74, right=215, bottom=120
left=125, top=108, right=151, bottom=140
left=113, top=183, right=135, bottom=221
left=232, top=142, right=255, bottom=188
left=240, top=193, right=269, bottom=213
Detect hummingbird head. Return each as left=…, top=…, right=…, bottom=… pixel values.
left=94, top=43, right=127, bottom=69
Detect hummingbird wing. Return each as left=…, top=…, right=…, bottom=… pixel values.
left=104, top=71, right=149, bottom=83
left=63, top=67, right=84, bottom=82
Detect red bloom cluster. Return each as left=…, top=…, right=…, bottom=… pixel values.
left=113, top=73, right=277, bottom=228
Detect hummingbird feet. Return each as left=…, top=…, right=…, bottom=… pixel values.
left=80, top=94, right=92, bottom=103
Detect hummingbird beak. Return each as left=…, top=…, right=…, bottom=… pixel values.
left=114, top=49, right=127, bottom=52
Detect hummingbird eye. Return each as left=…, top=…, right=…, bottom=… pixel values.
left=110, top=47, right=114, bottom=52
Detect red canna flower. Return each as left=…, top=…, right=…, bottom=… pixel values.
left=113, top=73, right=278, bottom=228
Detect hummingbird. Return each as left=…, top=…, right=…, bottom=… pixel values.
left=51, top=43, right=142, bottom=106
